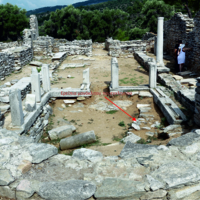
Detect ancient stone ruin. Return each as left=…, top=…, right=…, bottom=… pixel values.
left=1, top=14, right=200, bottom=200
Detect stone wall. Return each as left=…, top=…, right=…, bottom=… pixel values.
left=194, top=78, right=200, bottom=126
left=105, top=37, right=155, bottom=57
left=58, top=40, right=93, bottom=56
left=2, top=46, right=33, bottom=67
left=0, top=52, right=15, bottom=80
left=164, top=13, right=195, bottom=69
left=33, top=36, right=54, bottom=56
left=0, top=41, right=19, bottom=51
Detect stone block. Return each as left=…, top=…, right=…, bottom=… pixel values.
left=83, top=68, right=90, bottom=84
left=17, top=160, right=32, bottom=174
left=38, top=180, right=96, bottom=200
left=16, top=180, right=34, bottom=199
left=48, top=125, right=76, bottom=140
left=72, top=148, right=103, bottom=162
left=28, top=143, right=58, bottom=163
left=25, top=94, right=36, bottom=112
left=167, top=132, right=200, bottom=147
left=9, top=89, right=24, bottom=126
left=94, top=178, right=145, bottom=199
left=0, top=169, right=15, bottom=186
left=119, top=142, right=159, bottom=159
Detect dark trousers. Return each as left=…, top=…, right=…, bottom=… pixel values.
left=174, top=58, right=179, bottom=72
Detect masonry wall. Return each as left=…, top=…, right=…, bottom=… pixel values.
left=105, top=38, right=155, bottom=57
left=0, top=41, right=20, bottom=51
left=164, top=13, right=195, bottom=69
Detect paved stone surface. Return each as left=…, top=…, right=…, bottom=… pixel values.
left=38, top=180, right=96, bottom=200
left=94, top=178, right=145, bottom=199
left=72, top=148, right=103, bottom=162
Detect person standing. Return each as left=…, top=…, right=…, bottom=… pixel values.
left=174, top=40, right=182, bottom=72
left=177, top=42, right=193, bottom=72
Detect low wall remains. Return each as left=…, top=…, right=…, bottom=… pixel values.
left=105, top=37, right=155, bottom=57
left=0, top=41, right=19, bottom=51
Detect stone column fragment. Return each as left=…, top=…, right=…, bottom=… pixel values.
left=111, top=57, right=119, bottom=89
left=9, top=89, right=24, bottom=126
left=83, top=68, right=90, bottom=84
left=156, top=17, right=164, bottom=67
left=31, top=68, right=41, bottom=102
left=42, top=64, right=51, bottom=92
left=149, top=64, right=157, bottom=88
left=60, top=131, right=96, bottom=150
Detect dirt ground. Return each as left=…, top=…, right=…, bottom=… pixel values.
left=51, top=48, right=149, bottom=89
left=40, top=48, right=184, bottom=156
left=2, top=48, right=193, bottom=157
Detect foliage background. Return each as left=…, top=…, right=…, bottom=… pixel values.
left=0, top=0, right=198, bottom=42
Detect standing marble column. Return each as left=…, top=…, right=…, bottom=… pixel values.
left=83, top=68, right=90, bottom=85
left=111, top=57, right=119, bottom=89
left=9, top=89, right=24, bottom=126
left=42, top=64, right=51, bottom=92
left=149, top=64, right=157, bottom=88
left=31, top=68, right=41, bottom=102
left=156, top=17, right=164, bottom=67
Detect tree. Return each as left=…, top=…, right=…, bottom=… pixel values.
left=0, top=3, right=29, bottom=41
left=163, top=0, right=200, bottom=18
left=141, top=0, right=174, bottom=33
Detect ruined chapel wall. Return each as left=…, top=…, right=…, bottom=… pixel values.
left=164, top=13, right=195, bottom=69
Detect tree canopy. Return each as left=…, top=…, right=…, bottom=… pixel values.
left=0, top=3, right=29, bottom=41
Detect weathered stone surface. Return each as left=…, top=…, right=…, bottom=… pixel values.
left=48, top=125, right=76, bottom=140
left=119, top=142, right=159, bottom=159
left=167, top=132, right=200, bottom=147
left=146, top=175, right=165, bottom=191
left=163, top=125, right=181, bottom=133
left=17, top=160, right=32, bottom=174
left=38, top=180, right=96, bottom=200
left=121, top=132, right=141, bottom=143
left=139, top=91, right=153, bottom=98
left=60, top=130, right=96, bottom=150
left=28, top=143, right=58, bottom=163
left=140, top=190, right=167, bottom=200
left=72, top=148, right=103, bottom=162
left=94, top=178, right=145, bottom=199
left=0, top=186, right=15, bottom=199
left=151, top=161, right=200, bottom=188
left=16, top=179, right=34, bottom=199
left=132, top=122, right=141, bottom=130
left=0, top=169, right=15, bottom=186
left=168, top=184, right=200, bottom=200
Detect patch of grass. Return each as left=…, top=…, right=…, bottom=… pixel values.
left=147, top=136, right=157, bottom=141
left=118, top=121, right=125, bottom=127
left=81, top=135, right=101, bottom=148
left=65, top=150, right=74, bottom=156
left=70, top=77, right=75, bottom=79
left=37, top=67, right=42, bottom=73
left=102, top=143, right=111, bottom=146
left=72, top=131, right=79, bottom=136
left=106, top=110, right=118, bottom=114
left=139, top=96, right=143, bottom=100
left=49, top=138, right=61, bottom=145
left=70, top=119, right=76, bottom=123
left=112, top=135, right=121, bottom=142
left=137, top=139, right=148, bottom=144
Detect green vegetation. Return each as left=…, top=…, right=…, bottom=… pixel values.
left=118, top=121, right=126, bottom=127
left=1, top=0, right=198, bottom=43
left=119, top=75, right=145, bottom=86
left=36, top=67, right=42, bottom=73
left=0, top=3, right=29, bottom=41
left=37, top=0, right=177, bottom=41
left=106, top=110, right=118, bottom=114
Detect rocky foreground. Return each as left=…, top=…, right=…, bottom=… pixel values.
left=1, top=129, right=200, bottom=199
